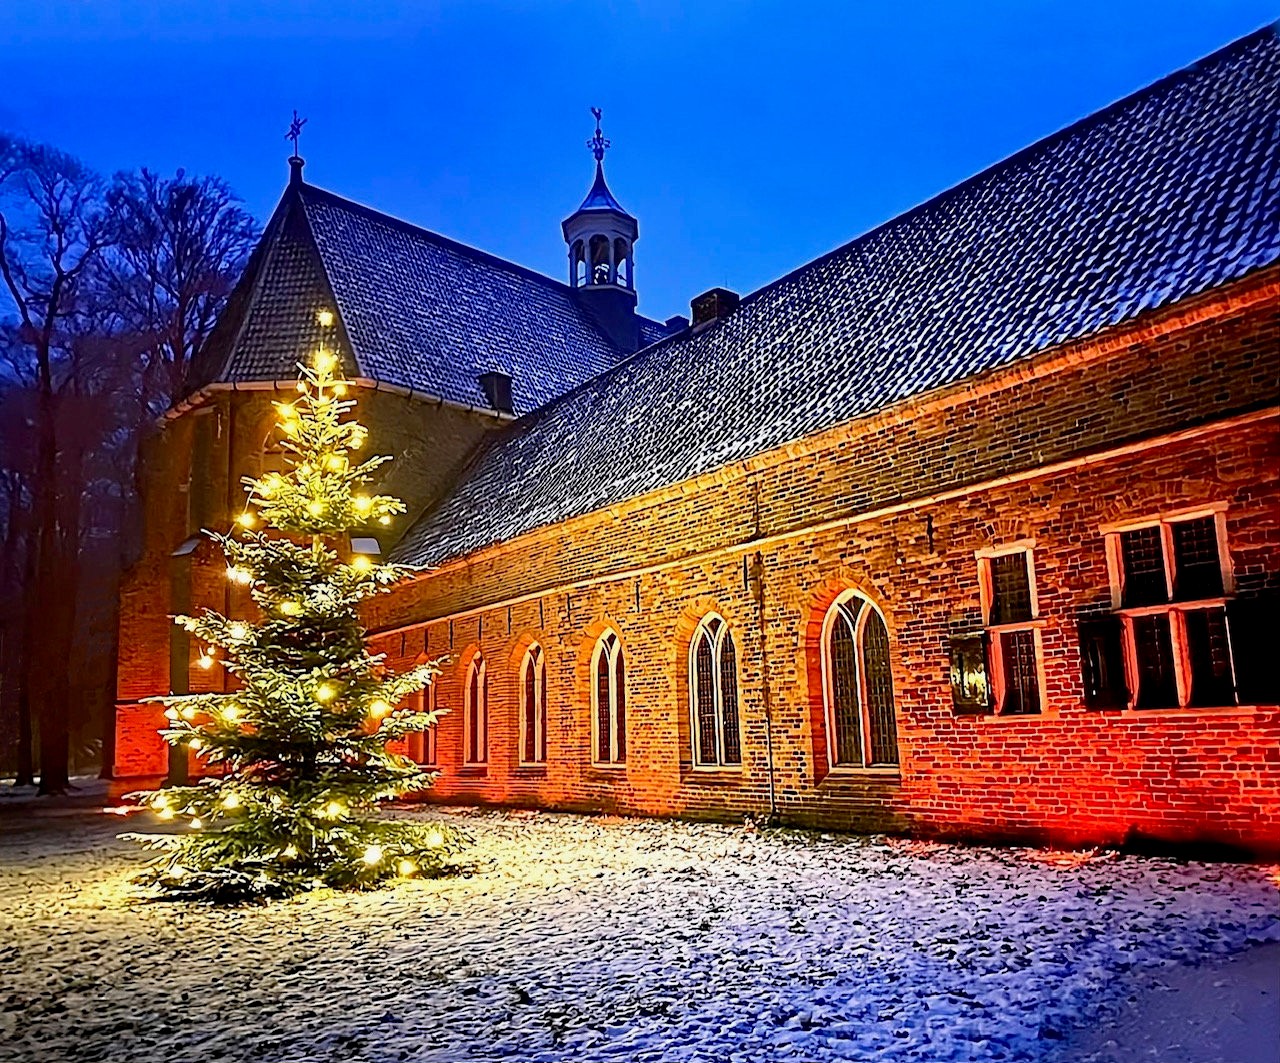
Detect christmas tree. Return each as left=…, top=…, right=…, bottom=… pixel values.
left=126, top=312, right=467, bottom=900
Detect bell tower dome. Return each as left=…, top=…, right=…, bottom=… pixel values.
left=562, top=108, right=641, bottom=350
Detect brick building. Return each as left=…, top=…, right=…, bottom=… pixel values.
left=115, top=29, right=1280, bottom=854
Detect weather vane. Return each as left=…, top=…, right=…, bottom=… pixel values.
left=587, top=107, right=610, bottom=163
left=286, top=110, right=308, bottom=158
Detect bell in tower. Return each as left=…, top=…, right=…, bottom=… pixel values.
left=562, top=108, right=642, bottom=351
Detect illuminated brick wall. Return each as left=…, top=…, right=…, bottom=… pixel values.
left=116, top=271, right=1280, bottom=852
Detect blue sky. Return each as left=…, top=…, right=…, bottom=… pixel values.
left=6, top=1, right=1275, bottom=321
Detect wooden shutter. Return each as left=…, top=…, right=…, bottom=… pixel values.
left=1226, top=593, right=1280, bottom=706
left=1078, top=615, right=1128, bottom=709
left=949, top=632, right=992, bottom=714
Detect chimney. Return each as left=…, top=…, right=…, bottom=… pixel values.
left=478, top=371, right=514, bottom=415
left=691, top=287, right=739, bottom=329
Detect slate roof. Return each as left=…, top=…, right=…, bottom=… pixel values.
left=189, top=183, right=671, bottom=415
left=393, top=26, right=1280, bottom=568
left=573, top=162, right=634, bottom=217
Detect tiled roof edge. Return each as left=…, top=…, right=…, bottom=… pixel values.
left=733, top=22, right=1280, bottom=318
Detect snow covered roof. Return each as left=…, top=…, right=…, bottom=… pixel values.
left=189, top=183, right=669, bottom=415
left=393, top=26, right=1280, bottom=568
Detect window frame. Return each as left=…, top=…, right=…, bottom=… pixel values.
left=591, top=631, right=627, bottom=767
left=976, top=542, right=1047, bottom=716
left=688, top=613, right=742, bottom=770
left=408, top=683, right=439, bottom=767
left=1102, top=506, right=1238, bottom=711
left=463, top=655, right=488, bottom=766
left=519, top=643, right=548, bottom=766
left=819, top=591, right=901, bottom=772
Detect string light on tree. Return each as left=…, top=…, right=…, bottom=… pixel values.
left=123, top=306, right=467, bottom=901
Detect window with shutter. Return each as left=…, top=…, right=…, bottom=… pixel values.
left=1226, top=593, right=1280, bottom=706
left=949, top=632, right=992, bottom=714
left=1104, top=510, right=1237, bottom=710
left=1078, top=615, right=1127, bottom=709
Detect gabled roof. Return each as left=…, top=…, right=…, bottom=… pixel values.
left=393, top=25, right=1280, bottom=568
left=189, top=182, right=671, bottom=415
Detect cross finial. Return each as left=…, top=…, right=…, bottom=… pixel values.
left=286, top=110, right=308, bottom=159
left=587, top=107, right=610, bottom=163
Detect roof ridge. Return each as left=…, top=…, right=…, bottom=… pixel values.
left=298, top=182, right=668, bottom=350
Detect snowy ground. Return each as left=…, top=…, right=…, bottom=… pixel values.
left=0, top=805, right=1277, bottom=1063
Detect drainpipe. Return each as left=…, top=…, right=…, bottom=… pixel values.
left=751, top=548, right=779, bottom=826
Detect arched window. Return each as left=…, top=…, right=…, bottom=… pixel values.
left=520, top=644, right=547, bottom=765
left=464, top=655, right=487, bottom=765
left=592, top=631, right=626, bottom=765
left=689, top=615, right=741, bottom=767
left=613, top=237, right=631, bottom=287
left=408, top=683, right=438, bottom=767
left=589, top=234, right=610, bottom=285
left=821, top=593, right=899, bottom=767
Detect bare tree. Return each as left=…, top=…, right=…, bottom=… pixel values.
left=103, top=168, right=256, bottom=406
left=0, top=138, right=109, bottom=792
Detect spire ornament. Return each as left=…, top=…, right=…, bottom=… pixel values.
left=587, top=107, right=610, bottom=163
left=286, top=110, right=308, bottom=159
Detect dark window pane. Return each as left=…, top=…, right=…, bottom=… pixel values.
left=1186, top=607, right=1235, bottom=707
left=1078, top=615, right=1128, bottom=709
left=999, top=629, right=1041, bottom=715
left=596, top=648, right=611, bottom=762
left=1133, top=614, right=1178, bottom=708
left=1227, top=592, right=1280, bottom=705
left=989, top=552, right=1033, bottom=625
left=1171, top=517, right=1224, bottom=601
left=949, top=633, right=992, bottom=714
left=719, top=634, right=741, bottom=765
left=425, top=724, right=436, bottom=766
left=829, top=613, right=863, bottom=765
left=861, top=611, right=899, bottom=764
left=1121, top=527, right=1168, bottom=607
left=694, top=632, right=718, bottom=763
left=468, top=665, right=479, bottom=762
left=614, top=652, right=626, bottom=762
left=523, top=657, right=537, bottom=761
left=539, top=665, right=548, bottom=762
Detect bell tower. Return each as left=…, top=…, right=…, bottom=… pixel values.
left=562, top=108, right=641, bottom=350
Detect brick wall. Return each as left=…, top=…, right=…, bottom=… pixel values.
left=114, top=273, right=1280, bottom=852
left=113, top=384, right=500, bottom=776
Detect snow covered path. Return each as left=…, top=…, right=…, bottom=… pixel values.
left=0, top=807, right=1276, bottom=1063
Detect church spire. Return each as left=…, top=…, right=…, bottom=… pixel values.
left=563, top=108, right=637, bottom=289
left=562, top=108, right=642, bottom=350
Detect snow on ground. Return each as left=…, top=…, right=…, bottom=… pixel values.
left=0, top=807, right=1277, bottom=1063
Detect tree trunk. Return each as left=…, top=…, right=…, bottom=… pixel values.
left=33, top=383, right=69, bottom=795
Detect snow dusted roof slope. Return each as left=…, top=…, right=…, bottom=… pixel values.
left=190, top=183, right=671, bottom=415
left=394, top=26, right=1280, bottom=567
